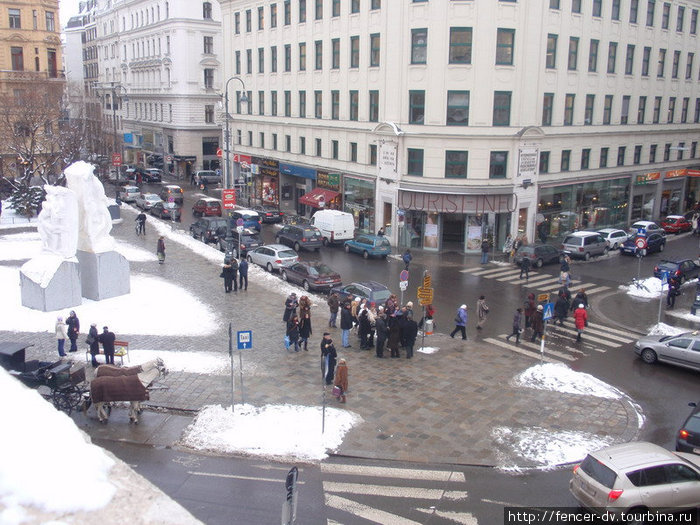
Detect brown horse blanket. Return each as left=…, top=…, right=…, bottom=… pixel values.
left=95, top=364, right=141, bottom=377
left=90, top=375, right=149, bottom=403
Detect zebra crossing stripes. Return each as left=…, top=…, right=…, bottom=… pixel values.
left=549, top=322, right=635, bottom=346
left=461, top=266, right=516, bottom=277
left=485, top=337, right=560, bottom=363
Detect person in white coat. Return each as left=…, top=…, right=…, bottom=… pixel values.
left=55, top=316, right=68, bottom=357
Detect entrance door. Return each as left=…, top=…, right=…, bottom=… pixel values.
left=442, top=213, right=465, bottom=251
left=296, top=188, right=306, bottom=216
left=383, top=202, right=393, bottom=236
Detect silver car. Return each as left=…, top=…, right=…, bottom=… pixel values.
left=570, top=442, right=700, bottom=519
left=634, top=331, right=700, bottom=372
left=597, top=228, right=630, bottom=250
left=560, top=231, right=608, bottom=260
left=246, top=244, right=298, bottom=273
left=134, top=193, right=162, bottom=210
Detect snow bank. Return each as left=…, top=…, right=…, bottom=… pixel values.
left=619, top=276, right=664, bottom=299
left=512, top=363, right=624, bottom=399
left=647, top=322, right=687, bottom=336
left=129, top=349, right=230, bottom=375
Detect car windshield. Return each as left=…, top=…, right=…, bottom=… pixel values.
left=242, top=213, right=258, bottom=220
left=199, top=171, right=216, bottom=176
left=240, top=233, right=259, bottom=243
left=685, top=414, right=700, bottom=433
left=163, top=202, right=179, bottom=209
left=309, top=264, right=335, bottom=276
left=304, top=229, right=321, bottom=237
left=278, top=250, right=297, bottom=258
left=377, top=238, right=391, bottom=247
left=146, top=195, right=160, bottom=201
left=517, top=247, right=535, bottom=254
left=372, top=289, right=392, bottom=302
left=579, top=455, right=617, bottom=489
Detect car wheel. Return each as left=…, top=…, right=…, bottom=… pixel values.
left=303, top=280, right=310, bottom=291
left=584, top=252, right=590, bottom=261
left=191, top=230, right=196, bottom=238
left=535, top=258, right=543, bottom=268
left=294, top=242, right=301, bottom=252
left=266, top=262, right=273, bottom=273
left=363, top=250, right=369, bottom=259
left=281, top=270, right=289, bottom=281
left=247, top=255, right=253, bottom=263
left=603, top=247, right=609, bottom=255
left=322, top=238, right=329, bottom=247
left=199, top=233, right=206, bottom=243
left=344, top=244, right=350, bottom=253
left=612, top=242, right=618, bottom=250
left=640, top=348, right=657, bottom=364
left=659, top=243, right=665, bottom=252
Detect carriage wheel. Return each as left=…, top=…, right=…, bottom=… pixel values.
left=52, top=385, right=84, bottom=415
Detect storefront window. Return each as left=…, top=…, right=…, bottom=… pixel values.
left=262, top=177, right=278, bottom=205
left=343, top=177, right=375, bottom=232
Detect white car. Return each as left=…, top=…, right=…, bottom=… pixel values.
left=597, top=228, right=630, bottom=249
left=246, top=244, right=298, bottom=273
left=629, top=220, right=665, bottom=237
left=134, top=193, right=162, bottom=210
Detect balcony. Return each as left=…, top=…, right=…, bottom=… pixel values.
left=0, top=70, right=66, bottom=82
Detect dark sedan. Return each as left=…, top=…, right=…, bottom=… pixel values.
left=281, top=262, right=341, bottom=292
left=190, top=217, right=229, bottom=244
left=677, top=401, right=700, bottom=455
left=620, top=232, right=666, bottom=255
left=149, top=201, right=181, bottom=221
left=653, top=259, right=700, bottom=283
left=252, top=205, right=285, bottom=223
left=513, top=244, right=560, bottom=268
left=330, top=281, right=392, bottom=304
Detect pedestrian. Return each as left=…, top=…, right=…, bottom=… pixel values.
left=558, top=285, right=572, bottom=307
left=299, top=312, right=312, bottom=351
left=554, top=294, right=569, bottom=326
left=55, top=316, right=68, bottom=357
left=333, top=359, right=349, bottom=403
left=667, top=277, right=681, bottom=309
left=559, top=254, right=571, bottom=285
left=519, top=254, right=530, bottom=280
left=524, top=292, right=536, bottom=328
left=573, top=303, right=588, bottom=342
left=480, top=239, right=490, bottom=264
left=283, top=292, right=298, bottom=322
left=506, top=308, right=523, bottom=343
left=135, top=211, right=147, bottom=235
left=693, top=212, right=700, bottom=236
left=229, top=257, right=239, bottom=291
left=531, top=305, right=544, bottom=343
left=377, top=227, right=385, bottom=236
left=350, top=297, right=361, bottom=330
left=449, top=304, right=468, bottom=340
left=156, top=236, right=166, bottom=264
left=374, top=307, right=388, bottom=358
left=65, top=310, right=80, bottom=352
left=384, top=294, right=398, bottom=316
left=98, top=326, right=116, bottom=365
left=327, top=292, right=340, bottom=328
left=367, top=302, right=377, bottom=348
left=476, top=295, right=489, bottom=330
left=286, top=314, right=300, bottom=352
left=571, top=289, right=589, bottom=311
left=402, top=249, right=412, bottom=270
left=503, top=234, right=513, bottom=262
left=87, top=323, right=100, bottom=367
left=238, top=256, right=248, bottom=290
left=221, top=262, right=236, bottom=293
left=299, top=295, right=311, bottom=320
left=321, top=332, right=337, bottom=385
left=340, top=302, right=353, bottom=348
left=403, top=312, right=418, bottom=359
left=358, top=305, right=372, bottom=350
left=190, top=171, right=196, bottom=186
left=387, top=318, right=402, bottom=358
left=418, top=303, right=435, bottom=330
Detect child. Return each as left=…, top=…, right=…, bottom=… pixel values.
left=333, top=359, right=348, bottom=403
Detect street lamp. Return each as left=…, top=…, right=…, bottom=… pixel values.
left=95, top=82, right=128, bottom=184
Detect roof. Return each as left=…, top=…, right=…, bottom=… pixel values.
left=664, top=215, right=684, bottom=219
left=591, top=442, right=680, bottom=470
left=199, top=197, right=220, bottom=203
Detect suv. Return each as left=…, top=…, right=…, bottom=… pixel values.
left=513, top=244, right=560, bottom=268
left=653, top=259, right=700, bottom=283
left=118, top=185, right=140, bottom=203
left=560, top=232, right=608, bottom=260
left=677, top=402, right=700, bottom=455
left=190, top=217, right=229, bottom=244
left=217, top=227, right=263, bottom=257
left=276, top=224, right=323, bottom=252
left=344, top=234, right=391, bottom=259
left=192, top=197, right=222, bottom=217
left=159, top=185, right=184, bottom=204
left=195, top=170, right=221, bottom=185
left=330, top=281, right=392, bottom=304
left=230, top=209, right=262, bottom=231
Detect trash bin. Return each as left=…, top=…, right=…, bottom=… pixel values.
left=425, top=319, right=434, bottom=335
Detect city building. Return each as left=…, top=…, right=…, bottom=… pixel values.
left=219, top=0, right=700, bottom=252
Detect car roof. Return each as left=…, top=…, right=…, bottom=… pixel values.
left=163, top=184, right=181, bottom=190
left=263, top=243, right=293, bottom=251
left=143, top=193, right=160, bottom=198
left=589, top=441, right=683, bottom=470
left=199, top=197, right=220, bottom=203
left=123, top=185, right=139, bottom=190
left=565, top=231, right=599, bottom=238
left=632, top=220, right=656, bottom=226
left=664, top=215, right=684, bottom=219
left=598, top=228, right=623, bottom=233
left=351, top=281, right=389, bottom=290
left=234, top=208, right=260, bottom=216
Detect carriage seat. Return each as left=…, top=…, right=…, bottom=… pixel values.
left=85, top=340, right=130, bottom=366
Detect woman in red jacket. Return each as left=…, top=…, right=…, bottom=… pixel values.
left=573, top=303, right=588, bottom=342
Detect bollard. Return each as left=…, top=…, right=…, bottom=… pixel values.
left=691, top=282, right=700, bottom=316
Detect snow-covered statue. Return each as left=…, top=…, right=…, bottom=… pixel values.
left=64, top=161, right=115, bottom=253
left=36, top=185, right=79, bottom=258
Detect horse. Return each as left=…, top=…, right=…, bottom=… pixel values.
left=90, top=358, right=167, bottom=424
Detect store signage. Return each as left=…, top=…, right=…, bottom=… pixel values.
left=280, top=163, right=316, bottom=180
left=123, top=133, right=133, bottom=144
left=665, top=169, right=688, bottom=179
left=634, top=172, right=661, bottom=185
left=316, top=171, right=341, bottom=191
left=687, top=170, right=700, bottom=177
left=378, top=140, right=398, bottom=181
left=222, top=189, right=236, bottom=209
left=111, top=153, right=122, bottom=167
left=517, top=147, right=539, bottom=179
left=398, top=191, right=517, bottom=214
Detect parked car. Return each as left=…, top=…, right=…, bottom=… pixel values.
left=330, top=281, right=392, bottom=304
left=251, top=205, right=285, bottom=223
left=149, top=201, right=181, bottom=221
left=189, top=217, right=229, bottom=244
left=597, top=228, right=630, bottom=249
left=661, top=215, right=693, bottom=234
left=246, top=244, right=299, bottom=273
left=634, top=331, right=700, bottom=372
left=192, top=197, right=222, bottom=217
left=677, top=402, right=700, bottom=455
left=229, top=209, right=262, bottom=231
left=159, top=185, right=184, bottom=204
left=653, top=259, right=700, bottom=283
left=281, top=262, right=342, bottom=292
left=569, top=441, right=700, bottom=520
left=344, top=234, right=391, bottom=259
left=561, top=231, right=608, bottom=260
left=217, top=227, right=263, bottom=258
left=124, top=166, right=148, bottom=182
left=276, top=224, right=323, bottom=252
left=513, top=244, right=560, bottom=268
left=194, top=170, right=221, bottom=185
left=629, top=220, right=665, bottom=236
left=310, top=209, right=356, bottom=246
left=134, top=193, right=162, bottom=210
left=118, top=185, right=140, bottom=203
left=620, top=232, right=666, bottom=255
left=144, top=168, right=162, bottom=183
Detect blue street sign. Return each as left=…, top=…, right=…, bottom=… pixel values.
left=237, top=330, right=252, bottom=350
left=661, top=271, right=669, bottom=285
left=543, top=302, right=555, bottom=321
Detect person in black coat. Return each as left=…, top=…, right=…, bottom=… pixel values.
left=340, top=303, right=353, bottom=348
left=299, top=313, right=312, bottom=351
left=65, top=310, right=80, bottom=352
left=286, top=315, right=300, bottom=352
left=221, top=263, right=236, bottom=293
left=283, top=293, right=298, bottom=322
left=87, top=323, right=100, bottom=367
left=402, top=313, right=418, bottom=359
left=554, top=295, right=569, bottom=326
left=387, top=319, right=401, bottom=358
left=98, top=326, right=116, bottom=365
left=358, top=307, right=372, bottom=350
left=320, top=333, right=337, bottom=385
left=238, top=257, right=249, bottom=290
left=519, top=256, right=530, bottom=280
left=571, top=289, right=589, bottom=311
left=667, top=277, right=682, bottom=308
left=374, top=309, right=388, bottom=358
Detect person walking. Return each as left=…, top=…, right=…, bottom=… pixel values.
left=559, top=254, right=572, bottom=286
left=298, top=295, right=311, bottom=320
left=554, top=294, right=569, bottom=326
left=692, top=212, right=699, bottom=236
left=571, top=289, right=589, bottom=311
left=229, top=257, right=239, bottom=292
left=286, top=315, right=300, bottom=352
left=221, top=262, right=235, bottom=293
left=374, top=307, right=388, bottom=358
left=156, top=236, right=166, bottom=264
left=333, top=359, right=349, bottom=403
left=65, top=310, right=80, bottom=352
left=299, top=313, right=312, bottom=351
left=87, top=323, right=100, bottom=367
left=358, top=305, right=372, bottom=350
left=135, top=212, right=147, bottom=235
left=403, top=312, right=418, bottom=359
left=327, top=292, right=340, bottom=328
left=450, top=304, right=468, bottom=340
left=476, top=295, right=489, bottom=330
left=530, top=305, right=545, bottom=343
left=340, top=302, right=353, bottom=348
left=98, top=326, right=116, bottom=365
left=524, top=292, right=536, bottom=328
left=283, top=293, right=298, bottom=323
left=503, top=234, right=514, bottom=262
left=506, top=308, right=523, bottom=343
left=480, top=239, right=490, bottom=264
left=573, top=303, right=588, bottom=342
left=321, top=333, right=337, bottom=385
left=387, top=319, right=401, bottom=358
left=519, top=254, right=530, bottom=280
left=667, top=277, right=681, bottom=309
left=238, top=257, right=249, bottom=290
left=55, top=316, right=68, bottom=357
left=402, top=249, right=412, bottom=270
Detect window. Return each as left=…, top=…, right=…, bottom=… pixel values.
left=332, top=140, right=339, bottom=159
left=611, top=0, right=620, bottom=20
left=369, top=90, right=379, bottom=122
left=664, top=143, right=671, bottom=161
left=561, top=150, right=571, bottom=171
left=33, top=10, right=37, bottom=29
left=572, top=0, right=582, bottom=13
left=539, top=151, right=550, bottom=173
left=672, top=50, right=680, bottom=78
left=411, top=29, right=428, bottom=64
left=314, top=90, right=322, bottom=118
left=9, top=8, right=21, bottom=28
left=589, top=39, right=599, bottom=72
left=271, top=46, right=277, bottom=72
left=550, top=0, right=560, bottom=9
left=316, top=138, right=322, bottom=156
left=581, top=148, right=591, bottom=169
left=10, top=47, right=23, bottom=71
left=259, top=132, right=265, bottom=148
left=489, top=152, right=508, bottom=178
left=677, top=142, right=685, bottom=160
left=625, top=44, right=635, bottom=74
left=315, top=41, right=322, bottom=70
left=271, top=4, right=277, bottom=27
left=542, top=93, right=554, bottom=126
left=667, top=97, right=676, bottom=123
left=204, top=68, right=214, bottom=88
left=372, top=0, right=381, bottom=9
left=692, top=142, right=697, bottom=158
left=331, top=90, right=339, bottom=119
left=258, top=6, right=264, bottom=29
left=235, top=50, right=241, bottom=74
left=686, top=53, right=694, bottom=79
left=662, top=2, right=670, bottom=28
left=653, top=96, right=662, bottom=123
left=284, top=91, right=291, bottom=117
left=642, top=46, right=651, bottom=76
left=299, top=91, right=306, bottom=118
left=446, top=91, right=469, bottom=126
left=349, top=90, right=358, bottom=120
left=246, top=9, right=252, bottom=31
left=407, top=149, right=424, bottom=176
left=350, top=142, right=358, bottom=162
left=592, top=0, right=602, bottom=17
left=696, top=98, right=700, bottom=123
left=646, top=0, right=655, bottom=27
left=692, top=9, right=698, bottom=34
left=300, top=136, right=306, bottom=154
left=203, top=2, right=213, bottom=19
left=568, top=37, right=579, bottom=70
left=409, top=90, right=425, bottom=124
left=369, top=144, right=377, bottom=165
left=677, top=6, right=685, bottom=31
left=370, top=34, right=380, bottom=67
left=600, top=147, right=609, bottom=168
left=634, top=145, right=642, bottom=164
left=315, top=0, right=323, bottom=19
left=445, top=151, right=468, bottom=178
left=496, top=29, right=515, bottom=65
left=450, top=27, right=473, bottom=64
left=546, top=34, right=558, bottom=69
left=351, top=0, right=360, bottom=13
left=650, top=144, right=657, bottom=162
left=258, top=91, right=265, bottom=114
left=493, top=91, right=512, bottom=126
left=258, top=48, right=264, bottom=72
left=246, top=49, right=252, bottom=74
left=621, top=96, right=630, bottom=124
left=630, top=0, right=639, bottom=22
left=617, top=146, right=626, bottom=166
left=299, top=42, right=306, bottom=71
left=681, top=97, right=689, bottom=123
left=45, top=11, right=55, bottom=31
left=332, top=0, right=340, bottom=17
left=657, top=49, right=666, bottom=77
left=284, top=44, right=291, bottom=71
left=603, top=95, right=613, bottom=124
left=284, top=134, right=290, bottom=152
left=234, top=12, right=240, bottom=33
left=585, top=94, right=595, bottom=124
left=350, top=36, right=360, bottom=67
left=564, top=94, right=575, bottom=125
left=204, top=36, right=214, bottom=54
left=332, top=38, right=340, bottom=68
left=299, top=0, right=307, bottom=22
left=284, top=0, right=291, bottom=24
left=271, top=91, right=278, bottom=116
left=638, top=96, right=647, bottom=123
left=607, top=42, right=618, bottom=73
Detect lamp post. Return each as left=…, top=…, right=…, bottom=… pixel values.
left=96, top=82, right=128, bottom=184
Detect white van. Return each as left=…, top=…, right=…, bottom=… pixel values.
left=311, top=209, right=355, bottom=246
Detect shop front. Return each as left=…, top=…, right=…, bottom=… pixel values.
left=630, top=172, right=659, bottom=221
left=343, top=176, right=376, bottom=233
left=251, top=156, right=279, bottom=207
left=684, top=168, right=700, bottom=209
left=280, top=163, right=317, bottom=216
left=660, top=169, right=687, bottom=216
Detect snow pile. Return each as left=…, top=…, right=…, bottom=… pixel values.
left=647, top=322, right=686, bottom=336
left=417, top=346, right=439, bottom=354
left=129, top=349, right=230, bottom=375
left=512, top=363, right=623, bottom=399
left=0, top=200, right=37, bottom=227
left=0, top=231, right=42, bottom=260
left=619, top=277, right=663, bottom=299
left=182, top=404, right=363, bottom=461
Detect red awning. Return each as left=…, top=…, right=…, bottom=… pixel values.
left=298, top=188, right=340, bottom=208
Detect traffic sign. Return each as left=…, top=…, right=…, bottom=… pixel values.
left=400, top=270, right=409, bottom=282
left=660, top=271, right=669, bottom=285
left=111, top=153, right=122, bottom=167
left=543, top=302, right=554, bottom=321
left=422, top=275, right=431, bottom=288
left=237, top=330, right=252, bottom=350
left=165, top=155, right=173, bottom=163
left=236, top=218, right=244, bottom=227
left=399, top=281, right=408, bottom=291
left=417, top=286, right=434, bottom=305
left=537, top=293, right=550, bottom=303
left=216, top=147, right=223, bottom=158
left=635, top=236, right=648, bottom=249
left=222, top=189, right=237, bottom=209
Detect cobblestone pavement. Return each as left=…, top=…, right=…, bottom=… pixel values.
left=1, top=211, right=642, bottom=467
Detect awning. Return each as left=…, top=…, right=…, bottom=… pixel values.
left=298, top=188, right=340, bottom=208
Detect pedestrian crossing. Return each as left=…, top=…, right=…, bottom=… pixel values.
left=322, top=462, right=478, bottom=524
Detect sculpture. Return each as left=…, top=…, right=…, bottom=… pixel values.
left=36, top=185, right=79, bottom=258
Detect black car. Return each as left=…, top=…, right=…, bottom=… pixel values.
left=676, top=401, right=700, bottom=455
left=330, top=281, right=392, bottom=304
left=620, top=232, right=666, bottom=255
left=513, top=244, right=560, bottom=268
left=217, top=227, right=263, bottom=257
left=149, top=201, right=181, bottom=221
left=275, top=224, right=323, bottom=252
left=252, top=205, right=285, bottom=223
left=653, top=259, right=700, bottom=283
left=190, top=217, right=229, bottom=243
left=281, top=262, right=342, bottom=292
left=143, top=169, right=162, bottom=183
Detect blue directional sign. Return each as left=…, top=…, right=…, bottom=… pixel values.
left=660, top=271, right=669, bottom=285
left=543, top=302, right=555, bottom=321
left=237, top=330, right=252, bottom=350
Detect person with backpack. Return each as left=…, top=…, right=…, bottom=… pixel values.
left=402, top=249, right=412, bottom=270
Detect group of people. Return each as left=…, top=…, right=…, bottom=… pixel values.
left=54, top=310, right=117, bottom=366
left=219, top=256, right=249, bottom=293
left=283, top=293, right=313, bottom=352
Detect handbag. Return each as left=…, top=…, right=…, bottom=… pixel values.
left=332, top=385, right=342, bottom=398
left=454, top=316, right=461, bottom=324
left=85, top=335, right=95, bottom=345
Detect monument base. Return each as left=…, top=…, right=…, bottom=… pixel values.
left=20, top=257, right=82, bottom=312
left=108, top=204, right=121, bottom=220
left=77, top=250, right=130, bottom=300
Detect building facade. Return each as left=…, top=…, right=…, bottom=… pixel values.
left=219, top=0, right=700, bottom=252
